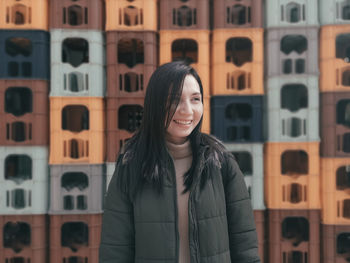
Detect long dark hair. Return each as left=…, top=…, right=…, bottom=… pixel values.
left=118, top=61, right=225, bottom=199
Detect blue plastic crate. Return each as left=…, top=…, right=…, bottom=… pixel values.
left=0, top=30, right=50, bottom=80
left=211, top=95, right=264, bottom=143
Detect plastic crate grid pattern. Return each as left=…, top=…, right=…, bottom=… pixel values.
left=0, top=0, right=350, bottom=262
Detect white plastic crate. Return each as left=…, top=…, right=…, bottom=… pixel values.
left=319, top=0, right=350, bottom=25
left=50, top=29, right=105, bottom=97
left=265, top=0, right=318, bottom=28
left=265, top=75, right=319, bottom=142
left=224, top=143, right=265, bottom=210
left=0, top=146, right=48, bottom=214
left=49, top=164, right=105, bottom=215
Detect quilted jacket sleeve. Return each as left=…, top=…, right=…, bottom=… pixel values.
left=223, top=153, right=261, bottom=263
left=99, top=158, right=135, bottom=263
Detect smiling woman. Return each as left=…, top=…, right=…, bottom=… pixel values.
left=99, top=61, right=261, bottom=263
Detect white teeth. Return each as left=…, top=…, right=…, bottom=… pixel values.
left=174, top=120, right=192, bottom=125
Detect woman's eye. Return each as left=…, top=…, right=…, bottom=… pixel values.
left=193, top=97, right=201, bottom=101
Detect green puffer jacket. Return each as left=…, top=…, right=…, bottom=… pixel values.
left=99, top=140, right=261, bottom=263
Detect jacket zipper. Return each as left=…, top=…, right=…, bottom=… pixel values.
left=189, top=157, right=205, bottom=263
left=169, top=157, right=180, bottom=263
left=189, top=190, right=199, bottom=263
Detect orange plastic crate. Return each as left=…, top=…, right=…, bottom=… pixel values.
left=49, top=97, right=105, bottom=164
left=105, top=0, right=157, bottom=31
left=202, top=96, right=210, bottom=134
left=320, top=25, right=350, bottom=92
left=321, top=157, right=350, bottom=225
left=211, top=28, right=264, bottom=95
left=264, top=142, right=321, bottom=209
left=0, top=0, right=48, bottom=30
left=159, top=30, right=210, bottom=96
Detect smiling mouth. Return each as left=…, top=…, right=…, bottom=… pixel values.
left=174, top=120, right=192, bottom=125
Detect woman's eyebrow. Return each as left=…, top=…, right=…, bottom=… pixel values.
left=191, top=92, right=201, bottom=95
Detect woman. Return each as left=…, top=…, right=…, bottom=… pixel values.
left=99, top=61, right=261, bottom=263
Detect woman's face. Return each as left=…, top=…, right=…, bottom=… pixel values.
left=166, top=75, right=203, bottom=144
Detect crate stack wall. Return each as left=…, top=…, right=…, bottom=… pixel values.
left=0, top=1, right=50, bottom=262
left=159, top=0, right=210, bottom=134
left=211, top=0, right=265, bottom=261
left=264, top=0, right=321, bottom=262
left=319, top=1, right=350, bottom=262
left=49, top=1, right=105, bottom=262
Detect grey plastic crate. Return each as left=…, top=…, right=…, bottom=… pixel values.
left=224, top=143, right=265, bottom=210
left=265, top=0, right=319, bottom=28
left=265, top=75, right=319, bottom=142
left=49, top=164, right=105, bottom=214
left=265, top=27, right=319, bottom=77
left=0, top=146, right=49, bottom=215
left=50, top=29, right=105, bottom=97
left=319, top=0, right=350, bottom=25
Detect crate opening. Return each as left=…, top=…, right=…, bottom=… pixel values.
left=281, top=150, right=308, bottom=175
left=62, top=172, right=89, bottom=191
left=5, top=155, right=32, bottom=184
left=6, top=37, right=32, bottom=57
left=61, top=222, right=88, bottom=252
left=62, top=38, right=89, bottom=67
left=226, top=70, right=249, bottom=90
left=342, top=69, right=350, bottom=86
left=281, top=35, right=307, bottom=55
left=336, top=166, right=350, bottom=190
left=225, top=103, right=252, bottom=121
left=118, top=105, right=143, bottom=132
left=343, top=199, right=350, bottom=218
left=281, top=84, right=308, bottom=112
left=120, top=72, right=143, bottom=92
left=342, top=0, right=350, bottom=20
left=227, top=4, right=251, bottom=25
left=337, top=233, right=350, bottom=258
left=5, top=87, right=32, bottom=117
left=66, top=72, right=86, bottom=92
left=66, top=139, right=87, bottom=159
left=336, top=100, right=350, bottom=128
left=226, top=37, right=252, bottom=66
left=122, top=6, right=143, bottom=26
left=62, top=105, right=89, bottom=132
left=118, top=38, right=144, bottom=68
left=336, top=34, right=350, bottom=62
left=11, top=4, right=27, bottom=25
left=4, top=222, right=31, bottom=253
left=67, top=5, right=83, bottom=26
left=173, top=6, right=196, bottom=27
left=286, top=2, right=301, bottom=23
left=282, top=217, right=309, bottom=246
left=172, top=39, right=198, bottom=64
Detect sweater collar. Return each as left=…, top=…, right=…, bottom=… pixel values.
left=166, top=139, right=192, bottom=160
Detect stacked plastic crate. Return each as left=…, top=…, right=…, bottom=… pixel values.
left=210, top=0, right=265, bottom=261
left=264, top=0, right=321, bottom=262
left=105, top=0, right=158, bottom=187
left=48, top=1, right=105, bottom=262
left=0, top=0, right=49, bottom=262
left=159, top=0, right=210, bottom=134
left=319, top=1, right=350, bottom=262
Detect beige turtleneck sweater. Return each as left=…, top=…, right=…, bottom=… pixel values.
left=166, top=139, right=193, bottom=263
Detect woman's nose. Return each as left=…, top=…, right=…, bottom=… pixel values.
left=178, top=100, right=192, bottom=114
